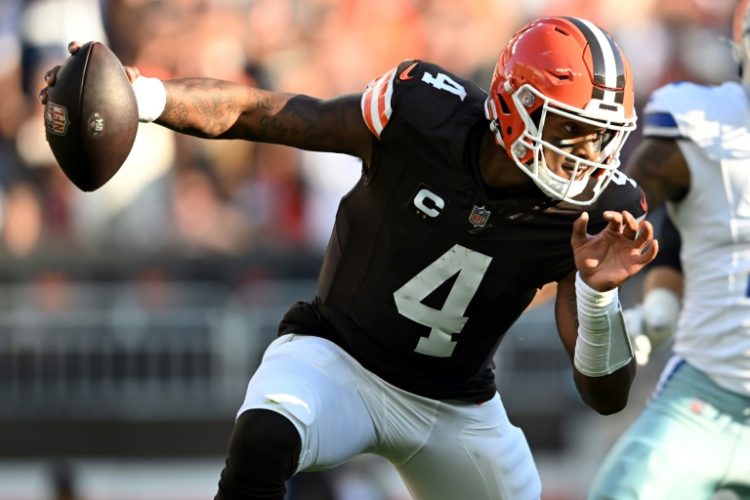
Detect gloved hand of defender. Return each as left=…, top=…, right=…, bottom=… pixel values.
left=623, top=288, right=680, bottom=365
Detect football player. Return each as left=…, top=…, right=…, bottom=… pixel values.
left=589, top=2, right=750, bottom=498
left=41, top=16, right=656, bottom=500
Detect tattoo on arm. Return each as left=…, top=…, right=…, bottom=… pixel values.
left=170, top=101, right=189, bottom=124
left=156, top=78, right=369, bottom=156
left=156, top=79, right=242, bottom=138
left=256, top=95, right=369, bottom=155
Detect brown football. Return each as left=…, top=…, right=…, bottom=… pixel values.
left=44, top=41, right=138, bottom=192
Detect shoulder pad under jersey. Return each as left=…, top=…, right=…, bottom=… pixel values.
left=587, top=170, right=649, bottom=231
left=360, top=60, right=485, bottom=139
left=643, top=81, right=750, bottom=160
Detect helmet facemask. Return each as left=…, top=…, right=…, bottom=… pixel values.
left=500, top=83, right=635, bottom=205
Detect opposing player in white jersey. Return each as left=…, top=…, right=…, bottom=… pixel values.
left=589, top=1, right=750, bottom=498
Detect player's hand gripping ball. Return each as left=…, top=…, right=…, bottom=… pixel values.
left=44, top=42, right=138, bottom=192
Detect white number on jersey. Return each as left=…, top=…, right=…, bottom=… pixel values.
left=421, top=71, right=467, bottom=101
left=393, top=244, right=492, bottom=357
left=609, top=169, right=637, bottom=188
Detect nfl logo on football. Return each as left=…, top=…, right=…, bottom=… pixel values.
left=45, top=102, right=70, bottom=136
left=469, top=205, right=490, bottom=229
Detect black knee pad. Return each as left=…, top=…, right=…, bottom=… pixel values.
left=215, top=408, right=302, bottom=500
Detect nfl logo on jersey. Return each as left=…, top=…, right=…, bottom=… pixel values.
left=469, top=205, right=491, bottom=229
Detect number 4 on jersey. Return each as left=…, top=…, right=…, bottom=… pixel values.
left=421, top=71, right=467, bottom=101
left=394, top=245, right=492, bottom=357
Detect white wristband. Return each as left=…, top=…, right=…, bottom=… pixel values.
left=132, top=76, right=167, bottom=123
left=573, top=272, right=633, bottom=377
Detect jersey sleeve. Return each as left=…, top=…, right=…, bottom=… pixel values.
left=589, top=171, right=649, bottom=232
left=641, top=83, right=688, bottom=139
left=360, top=60, right=476, bottom=140
left=643, top=81, right=748, bottom=152
left=360, top=63, right=400, bottom=139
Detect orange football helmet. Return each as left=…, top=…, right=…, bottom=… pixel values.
left=484, top=16, right=637, bottom=205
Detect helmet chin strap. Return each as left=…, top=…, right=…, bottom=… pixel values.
left=537, top=165, right=589, bottom=199
left=489, top=120, right=505, bottom=149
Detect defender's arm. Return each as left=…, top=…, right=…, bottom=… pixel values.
left=623, top=137, right=689, bottom=208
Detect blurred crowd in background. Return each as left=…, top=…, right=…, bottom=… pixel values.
left=0, top=0, right=741, bottom=262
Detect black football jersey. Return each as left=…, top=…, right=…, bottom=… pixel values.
left=279, top=60, right=647, bottom=402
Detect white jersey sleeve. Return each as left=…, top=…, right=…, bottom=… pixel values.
left=647, top=81, right=750, bottom=396
left=643, top=81, right=750, bottom=162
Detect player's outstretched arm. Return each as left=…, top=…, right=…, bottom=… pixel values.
left=155, top=79, right=371, bottom=158
left=39, top=42, right=373, bottom=160
left=555, top=210, right=658, bottom=414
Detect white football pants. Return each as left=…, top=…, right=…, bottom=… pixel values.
left=237, top=334, right=542, bottom=500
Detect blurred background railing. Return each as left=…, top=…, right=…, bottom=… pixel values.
left=0, top=278, right=317, bottom=421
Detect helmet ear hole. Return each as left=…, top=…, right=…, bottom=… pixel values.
left=497, top=93, right=511, bottom=115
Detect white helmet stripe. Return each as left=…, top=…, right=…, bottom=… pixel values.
left=565, top=17, right=625, bottom=103
left=577, top=18, right=619, bottom=88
